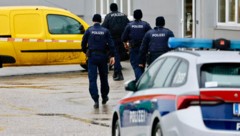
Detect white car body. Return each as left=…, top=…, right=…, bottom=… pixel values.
left=111, top=38, right=240, bottom=136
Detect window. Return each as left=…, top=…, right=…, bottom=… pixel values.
left=239, top=0, right=240, bottom=22
left=171, top=60, right=188, bottom=87
left=218, top=0, right=240, bottom=26
left=95, top=0, right=133, bottom=18
left=47, top=14, right=83, bottom=34
left=137, top=58, right=165, bottom=90
left=218, top=0, right=226, bottom=22
left=152, top=57, right=179, bottom=88
left=201, top=63, right=240, bottom=88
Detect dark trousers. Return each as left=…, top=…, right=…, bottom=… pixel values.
left=129, top=47, right=144, bottom=81
left=88, top=54, right=109, bottom=103
left=113, top=39, right=123, bottom=73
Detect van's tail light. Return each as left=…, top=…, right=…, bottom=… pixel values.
left=177, top=95, right=223, bottom=110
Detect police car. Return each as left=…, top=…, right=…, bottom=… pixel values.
left=111, top=38, right=240, bottom=136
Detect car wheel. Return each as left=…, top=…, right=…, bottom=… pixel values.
left=0, top=58, right=2, bottom=68
left=112, top=119, right=120, bottom=136
left=152, top=121, right=162, bottom=136
left=80, top=64, right=88, bottom=70
left=80, top=60, right=88, bottom=71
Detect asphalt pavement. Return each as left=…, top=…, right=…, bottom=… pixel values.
left=0, top=65, right=83, bottom=76
left=0, top=61, right=134, bottom=136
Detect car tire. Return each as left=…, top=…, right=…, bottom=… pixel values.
left=112, top=119, right=120, bottom=136
left=80, top=60, right=88, bottom=71
left=80, top=64, right=88, bottom=70
left=0, top=57, right=2, bottom=68
left=152, top=121, right=163, bottom=136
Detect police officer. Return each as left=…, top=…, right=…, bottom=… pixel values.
left=81, top=14, right=115, bottom=109
left=102, top=3, right=129, bottom=81
left=121, top=9, right=151, bottom=81
left=139, top=16, right=174, bottom=67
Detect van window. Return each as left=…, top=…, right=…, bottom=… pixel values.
left=47, top=14, right=82, bottom=34
left=14, top=13, right=42, bottom=35
left=0, top=15, right=10, bottom=36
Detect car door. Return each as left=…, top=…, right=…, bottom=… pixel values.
left=120, top=58, right=165, bottom=136
left=121, top=57, right=180, bottom=136
left=45, top=13, right=85, bottom=64
left=11, top=9, right=47, bottom=65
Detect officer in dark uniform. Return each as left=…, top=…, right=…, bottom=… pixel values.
left=81, top=14, right=115, bottom=109
left=121, top=9, right=151, bottom=81
left=102, top=3, right=129, bottom=81
left=139, top=16, right=174, bottom=67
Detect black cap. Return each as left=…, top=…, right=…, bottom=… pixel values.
left=92, top=14, right=102, bottom=23
left=133, top=9, right=142, bottom=20
left=156, top=16, right=165, bottom=26
left=110, top=3, right=118, bottom=11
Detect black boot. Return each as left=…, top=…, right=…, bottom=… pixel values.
left=113, top=71, right=118, bottom=79
left=93, top=102, right=99, bottom=109
left=102, top=97, right=109, bottom=104
left=113, top=71, right=124, bottom=81
left=109, top=64, right=113, bottom=71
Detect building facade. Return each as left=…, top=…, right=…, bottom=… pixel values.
left=0, top=0, right=239, bottom=39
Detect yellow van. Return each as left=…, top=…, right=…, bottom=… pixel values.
left=0, top=6, right=89, bottom=69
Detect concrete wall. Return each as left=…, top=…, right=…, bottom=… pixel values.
left=0, top=0, right=85, bottom=16
left=1, top=0, right=239, bottom=39
left=0, top=0, right=185, bottom=37
left=198, top=0, right=240, bottom=40
left=80, top=0, right=181, bottom=37
left=83, top=0, right=95, bottom=26
left=133, top=0, right=181, bottom=37
left=196, top=0, right=216, bottom=38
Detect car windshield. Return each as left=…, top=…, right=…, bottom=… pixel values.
left=201, top=63, right=240, bottom=88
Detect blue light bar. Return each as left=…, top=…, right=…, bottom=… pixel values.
left=169, top=38, right=240, bottom=50
left=230, top=40, right=240, bottom=50
left=168, top=38, right=212, bottom=49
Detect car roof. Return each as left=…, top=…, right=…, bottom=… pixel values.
left=0, top=6, right=70, bottom=13
left=161, top=50, right=240, bottom=64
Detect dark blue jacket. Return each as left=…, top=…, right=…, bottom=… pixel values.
left=81, top=23, right=115, bottom=57
left=121, top=20, right=151, bottom=45
left=102, top=11, right=129, bottom=39
left=139, top=26, right=174, bottom=64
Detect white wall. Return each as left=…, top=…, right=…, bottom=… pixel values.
left=2, top=0, right=238, bottom=39
left=133, top=0, right=180, bottom=37
left=0, top=0, right=182, bottom=37
left=198, top=0, right=240, bottom=40
left=0, top=0, right=85, bottom=16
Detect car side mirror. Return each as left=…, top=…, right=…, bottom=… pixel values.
left=125, top=80, right=137, bottom=92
